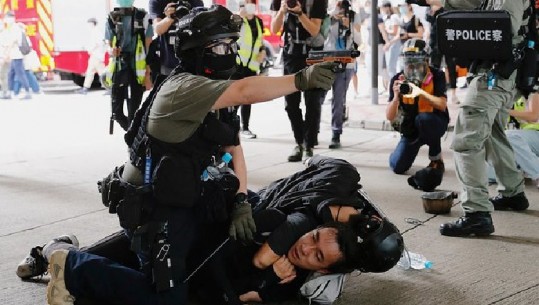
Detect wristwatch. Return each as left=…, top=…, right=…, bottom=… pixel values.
left=235, top=192, right=248, bottom=205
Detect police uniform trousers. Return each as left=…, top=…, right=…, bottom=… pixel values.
left=282, top=51, right=323, bottom=149
left=111, top=66, right=145, bottom=131
left=451, top=72, right=525, bottom=213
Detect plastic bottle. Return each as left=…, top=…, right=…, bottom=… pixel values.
left=201, top=153, right=233, bottom=181
left=397, top=249, right=433, bottom=270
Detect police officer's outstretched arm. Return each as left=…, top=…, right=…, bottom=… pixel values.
left=212, top=61, right=337, bottom=110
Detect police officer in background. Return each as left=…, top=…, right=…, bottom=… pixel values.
left=425, top=0, right=531, bottom=237
left=106, top=0, right=153, bottom=131
left=149, top=0, right=204, bottom=85
left=44, top=5, right=337, bottom=305
left=271, top=0, right=329, bottom=162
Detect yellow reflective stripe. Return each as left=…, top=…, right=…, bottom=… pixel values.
left=135, top=36, right=146, bottom=84
left=236, top=18, right=262, bottom=73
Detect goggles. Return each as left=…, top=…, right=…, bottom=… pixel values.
left=205, top=38, right=238, bottom=55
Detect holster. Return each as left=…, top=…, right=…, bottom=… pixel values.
left=97, top=165, right=125, bottom=214
left=116, top=185, right=146, bottom=230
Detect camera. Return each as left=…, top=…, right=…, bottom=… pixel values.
left=172, top=1, right=192, bottom=19
left=399, top=82, right=413, bottom=95
left=341, top=0, right=351, bottom=18
left=287, top=0, right=298, bottom=8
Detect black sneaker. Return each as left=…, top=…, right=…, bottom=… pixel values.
left=490, top=192, right=529, bottom=211
left=287, top=145, right=304, bottom=162
left=329, top=138, right=341, bottom=149
left=440, top=212, right=494, bottom=237
left=304, top=147, right=314, bottom=158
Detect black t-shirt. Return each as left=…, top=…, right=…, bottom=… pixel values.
left=149, top=0, right=204, bottom=74
left=400, top=15, right=422, bottom=43
left=270, top=0, right=328, bottom=42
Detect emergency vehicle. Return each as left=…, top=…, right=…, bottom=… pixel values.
left=1, top=0, right=148, bottom=86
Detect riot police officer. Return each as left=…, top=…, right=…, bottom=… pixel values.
left=45, top=5, right=337, bottom=305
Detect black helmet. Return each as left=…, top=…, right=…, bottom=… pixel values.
left=347, top=191, right=404, bottom=273
left=174, top=5, right=241, bottom=53
left=400, top=38, right=430, bottom=84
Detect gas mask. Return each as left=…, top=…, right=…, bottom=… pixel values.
left=403, top=57, right=427, bottom=85
left=116, top=0, right=135, bottom=8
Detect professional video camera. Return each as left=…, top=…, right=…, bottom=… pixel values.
left=171, top=1, right=192, bottom=19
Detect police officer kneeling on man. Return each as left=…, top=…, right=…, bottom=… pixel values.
left=44, top=5, right=338, bottom=305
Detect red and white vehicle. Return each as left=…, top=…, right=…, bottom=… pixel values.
left=1, top=0, right=148, bottom=86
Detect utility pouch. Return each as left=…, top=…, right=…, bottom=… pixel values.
left=151, top=236, right=176, bottom=292
left=152, top=155, right=200, bottom=207
left=116, top=187, right=144, bottom=230
left=201, top=113, right=239, bottom=145
left=437, top=10, right=512, bottom=61
left=97, top=165, right=125, bottom=213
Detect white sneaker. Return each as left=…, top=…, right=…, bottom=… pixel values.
left=16, top=234, right=79, bottom=279
left=240, top=129, right=257, bottom=139
left=47, top=250, right=75, bottom=305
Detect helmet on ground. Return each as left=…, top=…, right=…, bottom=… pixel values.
left=400, top=38, right=430, bottom=84
left=173, top=5, right=242, bottom=78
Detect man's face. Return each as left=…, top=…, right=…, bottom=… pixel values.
left=287, top=227, right=344, bottom=271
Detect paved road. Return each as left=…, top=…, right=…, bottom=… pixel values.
left=0, top=74, right=538, bottom=305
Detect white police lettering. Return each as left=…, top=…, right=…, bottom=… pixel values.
left=445, top=29, right=503, bottom=42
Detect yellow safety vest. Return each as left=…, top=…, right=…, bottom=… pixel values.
left=236, top=17, right=263, bottom=73
left=513, top=97, right=539, bottom=131
left=105, top=35, right=146, bottom=87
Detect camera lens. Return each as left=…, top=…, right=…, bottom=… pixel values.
left=399, top=83, right=412, bottom=95
left=287, top=0, right=297, bottom=8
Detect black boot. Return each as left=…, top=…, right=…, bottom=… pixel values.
left=329, top=133, right=341, bottom=149
left=489, top=192, right=529, bottom=211
left=440, top=212, right=494, bottom=237
left=287, top=145, right=304, bottom=162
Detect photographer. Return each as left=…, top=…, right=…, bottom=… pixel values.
left=149, top=0, right=203, bottom=83
left=105, top=0, right=153, bottom=131
left=270, top=0, right=329, bottom=162
left=43, top=5, right=338, bottom=305
left=323, top=0, right=361, bottom=149
left=385, top=39, right=449, bottom=180
left=425, top=0, right=531, bottom=237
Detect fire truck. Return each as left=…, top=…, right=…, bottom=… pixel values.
left=1, top=0, right=148, bottom=86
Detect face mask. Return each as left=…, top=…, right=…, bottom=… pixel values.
left=245, top=3, right=256, bottom=15
left=203, top=53, right=237, bottom=79
left=4, top=17, right=15, bottom=25
left=403, top=60, right=427, bottom=84
left=399, top=6, right=408, bottom=15
left=116, top=0, right=135, bottom=8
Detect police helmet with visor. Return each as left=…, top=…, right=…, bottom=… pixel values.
left=401, top=38, right=430, bottom=85
left=173, top=5, right=242, bottom=78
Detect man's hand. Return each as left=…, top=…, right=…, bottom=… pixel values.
left=273, top=256, right=297, bottom=284
left=229, top=202, right=256, bottom=242
left=295, top=62, right=338, bottom=91
left=164, top=2, right=177, bottom=18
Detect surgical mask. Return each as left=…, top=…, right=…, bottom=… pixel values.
left=116, top=0, right=135, bottom=8
left=4, top=17, right=15, bottom=25
left=399, top=6, right=408, bottom=15
left=245, top=3, right=256, bottom=15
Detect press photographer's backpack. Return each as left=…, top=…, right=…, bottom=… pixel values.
left=300, top=272, right=347, bottom=305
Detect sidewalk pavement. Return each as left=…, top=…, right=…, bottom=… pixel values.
left=0, top=76, right=538, bottom=305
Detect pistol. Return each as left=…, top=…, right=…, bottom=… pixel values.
left=306, top=50, right=361, bottom=72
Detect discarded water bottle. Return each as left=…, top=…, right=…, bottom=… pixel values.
left=217, top=152, right=232, bottom=168
left=397, top=249, right=433, bottom=270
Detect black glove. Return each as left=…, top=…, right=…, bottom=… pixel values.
left=229, top=201, right=256, bottom=242
left=294, top=62, right=338, bottom=91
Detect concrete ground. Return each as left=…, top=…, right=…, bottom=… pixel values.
left=0, top=70, right=538, bottom=305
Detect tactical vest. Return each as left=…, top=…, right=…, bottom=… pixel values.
left=236, top=17, right=263, bottom=73
left=126, top=68, right=240, bottom=208
left=105, top=8, right=147, bottom=87
left=513, top=97, right=539, bottom=130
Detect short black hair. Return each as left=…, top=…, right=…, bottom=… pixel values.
left=320, top=221, right=361, bottom=274
left=382, top=1, right=392, bottom=8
